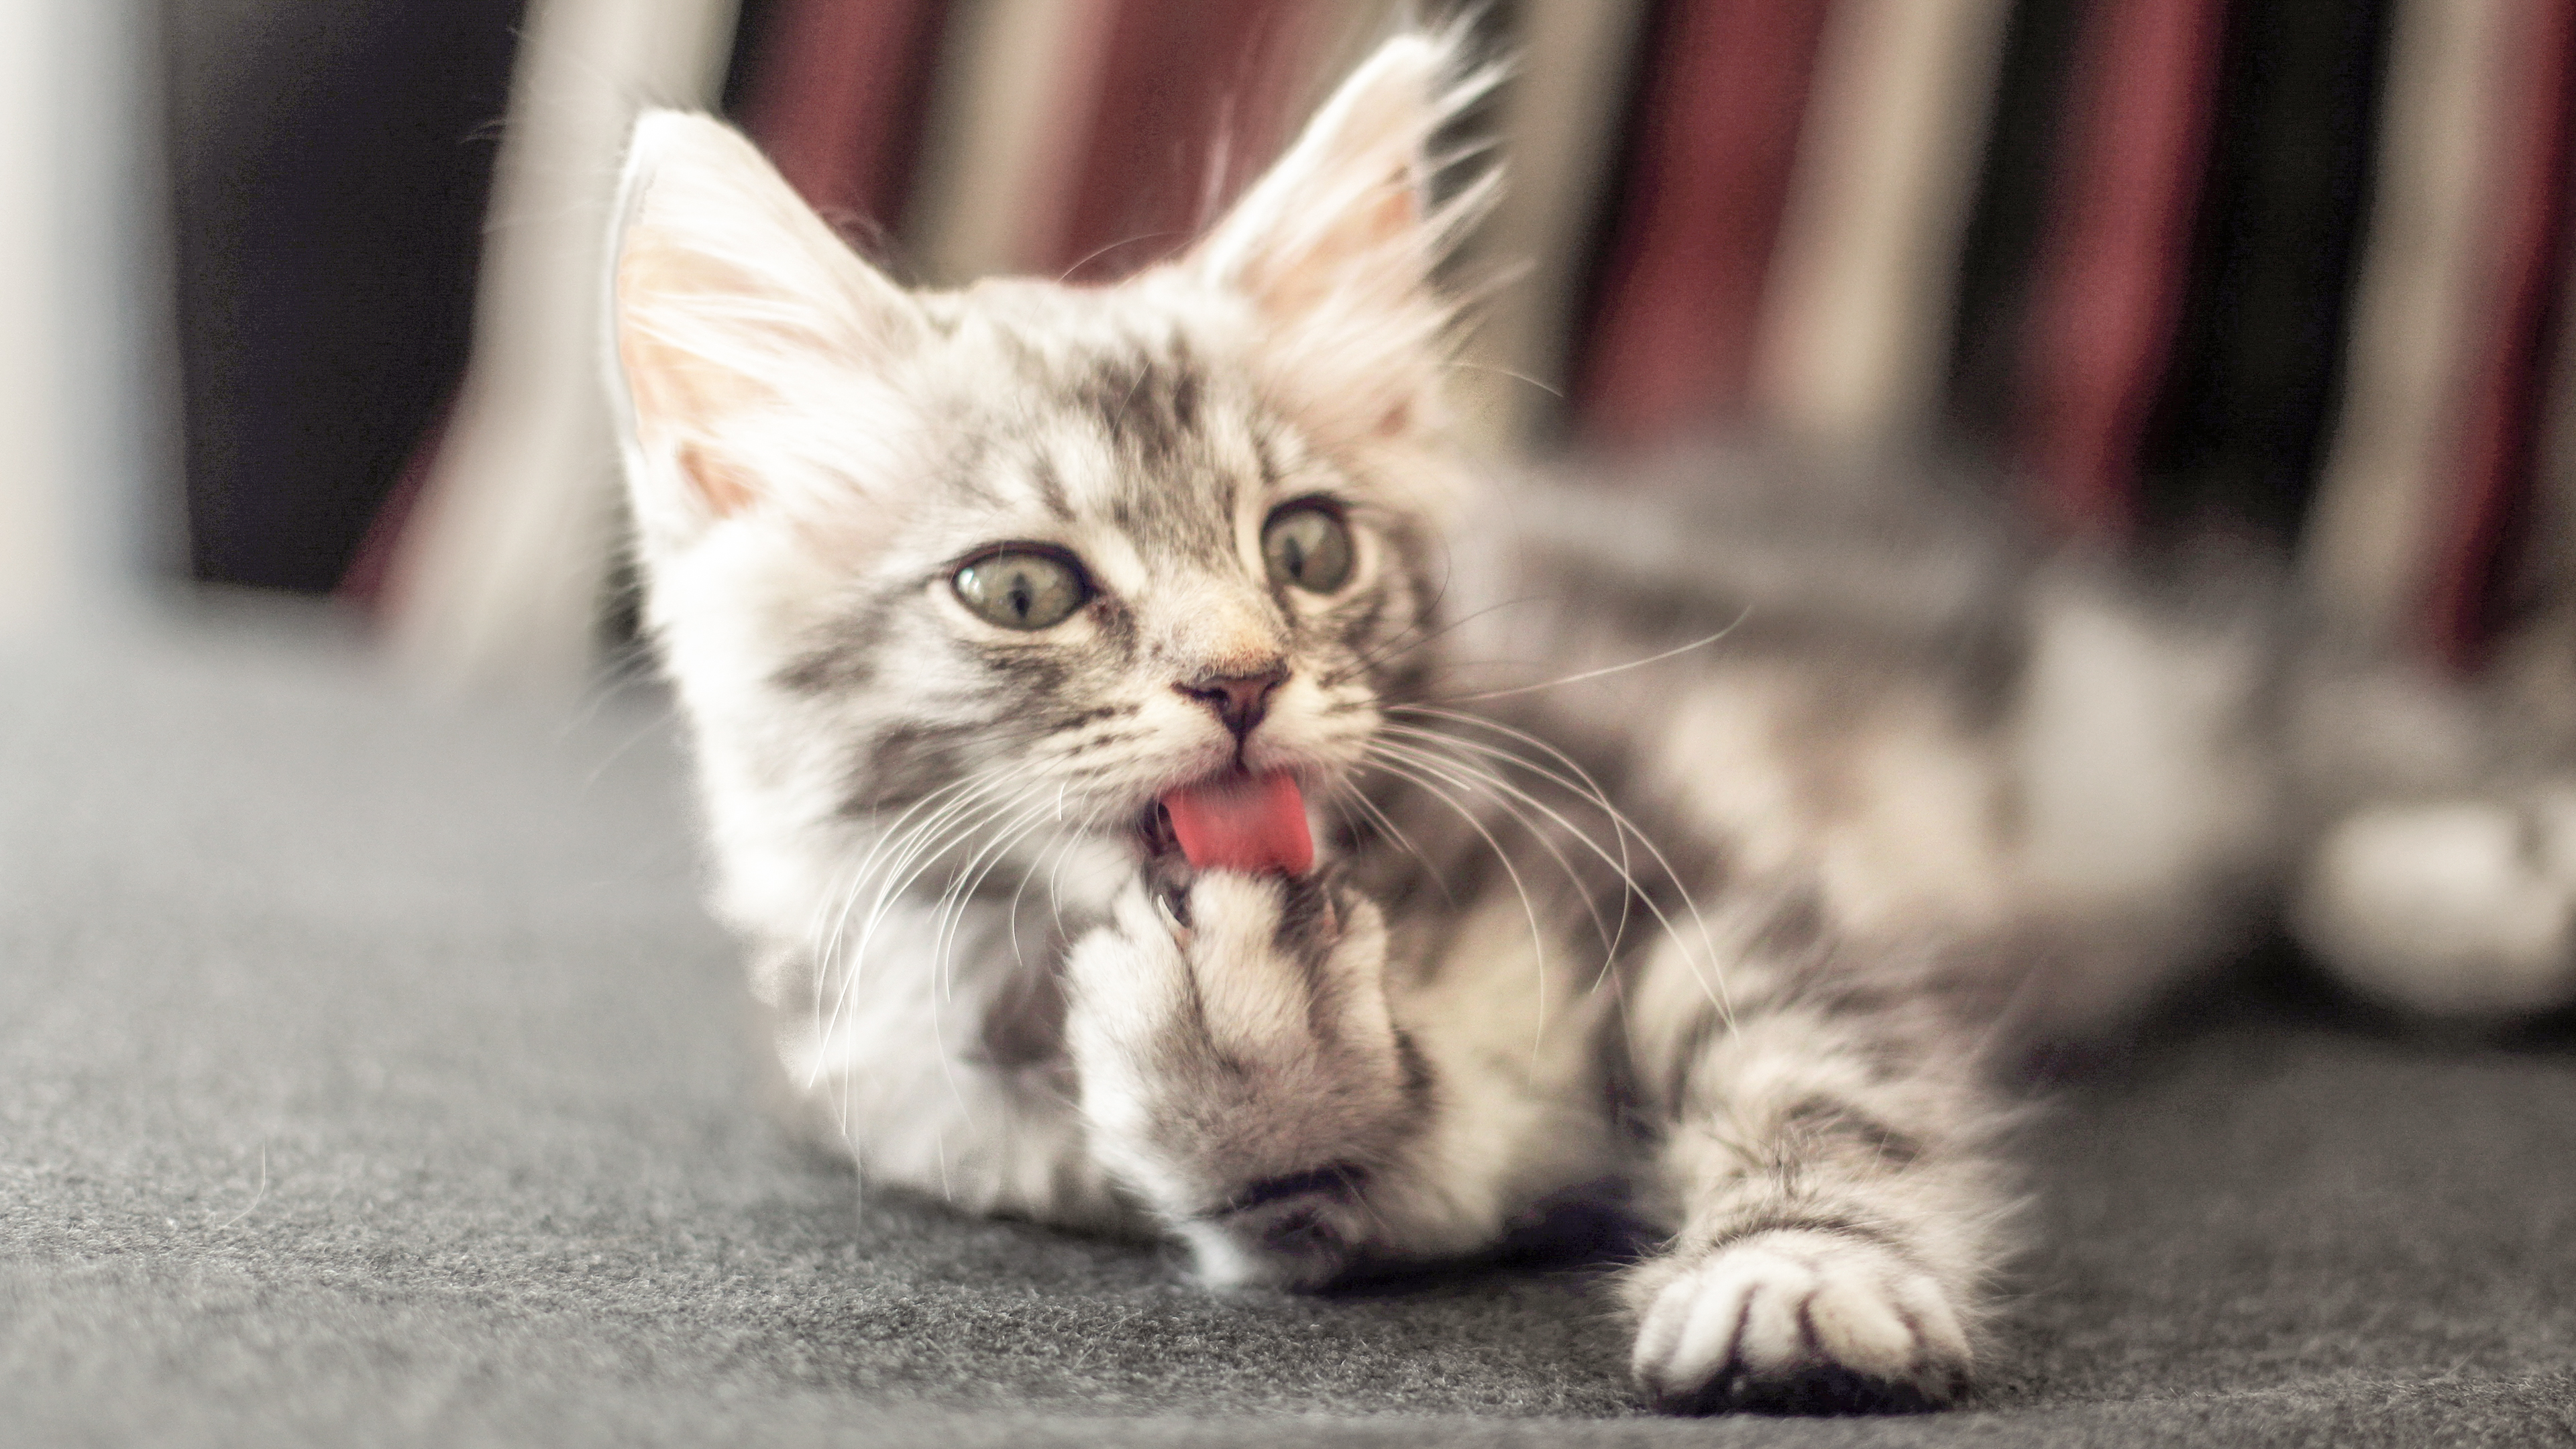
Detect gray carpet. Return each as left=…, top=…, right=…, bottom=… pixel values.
left=7, top=599, right=2575, bottom=1447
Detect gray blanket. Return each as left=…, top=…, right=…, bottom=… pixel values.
left=7, top=602, right=2573, bottom=1447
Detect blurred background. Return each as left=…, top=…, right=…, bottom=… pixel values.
left=5, top=0, right=2571, bottom=688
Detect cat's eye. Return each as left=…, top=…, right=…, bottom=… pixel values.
left=1262, top=502, right=1354, bottom=594
left=953, top=549, right=1089, bottom=630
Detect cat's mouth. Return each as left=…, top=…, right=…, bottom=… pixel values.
left=1138, top=798, right=1183, bottom=861
left=1135, top=769, right=1315, bottom=877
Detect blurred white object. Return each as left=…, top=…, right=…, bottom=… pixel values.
left=0, top=0, right=177, bottom=635
left=382, top=0, right=738, bottom=688
left=2296, top=788, right=2576, bottom=1020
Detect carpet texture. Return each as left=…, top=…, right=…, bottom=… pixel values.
left=7, top=602, right=2575, bottom=1447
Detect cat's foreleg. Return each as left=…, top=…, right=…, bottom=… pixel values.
left=1620, top=934, right=2011, bottom=1414
left=1066, top=863, right=1621, bottom=1288
left=1062, top=866, right=1423, bottom=1287
left=753, top=917, right=1134, bottom=1234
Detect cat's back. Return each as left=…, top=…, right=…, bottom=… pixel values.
left=1420, top=444, right=2282, bottom=1034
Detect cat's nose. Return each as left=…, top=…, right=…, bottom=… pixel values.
left=1176, top=663, right=1288, bottom=739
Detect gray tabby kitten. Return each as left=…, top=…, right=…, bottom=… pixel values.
left=606, top=34, right=2273, bottom=1415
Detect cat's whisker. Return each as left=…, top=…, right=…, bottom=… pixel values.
left=925, top=791, right=1072, bottom=1022
left=818, top=780, right=994, bottom=1010
left=1321, top=594, right=1544, bottom=690
left=1368, top=732, right=1621, bottom=963
left=1374, top=723, right=1633, bottom=959
left=1371, top=729, right=1736, bottom=1034
left=1358, top=751, right=1556, bottom=1054
left=903, top=786, right=1051, bottom=1121
left=928, top=789, right=1058, bottom=1004
left=808, top=777, right=995, bottom=1084
left=1386, top=711, right=1635, bottom=865
left=826, top=775, right=1030, bottom=1057
left=926, top=796, right=1071, bottom=1133
left=1436, top=357, right=1566, bottom=402
left=1364, top=736, right=1631, bottom=1068
left=1328, top=775, right=1452, bottom=907
left=1405, top=609, right=1754, bottom=709
left=1389, top=708, right=1738, bottom=1030
left=1005, top=812, right=1093, bottom=975
left=898, top=782, right=1040, bottom=992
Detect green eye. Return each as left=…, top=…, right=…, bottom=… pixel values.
left=1262, top=502, right=1354, bottom=594
left=953, top=549, right=1089, bottom=630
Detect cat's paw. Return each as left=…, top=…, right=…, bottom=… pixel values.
left=1064, top=867, right=1415, bottom=1287
left=1627, top=1229, right=1970, bottom=1415
left=2294, top=790, right=2576, bottom=1019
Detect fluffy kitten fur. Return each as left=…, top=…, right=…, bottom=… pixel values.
left=606, top=35, right=2273, bottom=1415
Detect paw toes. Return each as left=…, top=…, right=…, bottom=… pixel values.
left=1631, top=1232, right=1969, bottom=1417
left=1652, top=1362, right=1943, bottom=1417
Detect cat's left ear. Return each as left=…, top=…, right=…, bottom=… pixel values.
left=607, top=111, right=926, bottom=553
left=1189, top=32, right=1489, bottom=439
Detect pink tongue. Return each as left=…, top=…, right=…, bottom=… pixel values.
left=1159, top=771, right=1312, bottom=876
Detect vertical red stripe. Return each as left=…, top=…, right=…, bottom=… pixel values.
left=2428, top=0, right=2576, bottom=670
left=1576, top=0, right=1833, bottom=448
left=2015, top=0, right=2229, bottom=538
left=736, top=0, right=949, bottom=229
left=1038, top=0, right=1314, bottom=281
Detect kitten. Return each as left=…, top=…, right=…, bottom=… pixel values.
left=605, top=33, right=2275, bottom=1415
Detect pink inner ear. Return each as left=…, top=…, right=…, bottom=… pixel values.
left=616, top=246, right=780, bottom=519
left=1239, top=171, right=1420, bottom=325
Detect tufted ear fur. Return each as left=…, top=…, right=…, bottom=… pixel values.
left=1187, top=32, right=1495, bottom=443
left=606, top=111, right=924, bottom=554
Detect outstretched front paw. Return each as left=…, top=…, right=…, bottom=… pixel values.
left=1627, top=1229, right=1970, bottom=1415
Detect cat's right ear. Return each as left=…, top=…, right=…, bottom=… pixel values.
left=606, top=111, right=922, bottom=551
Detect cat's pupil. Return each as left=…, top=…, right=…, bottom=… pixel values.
left=1263, top=504, right=1352, bottom=594
left=954, top=550, right=1086, bottom=630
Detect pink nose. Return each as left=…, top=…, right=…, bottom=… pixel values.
left=1176, top=664, right=1287, bottom=738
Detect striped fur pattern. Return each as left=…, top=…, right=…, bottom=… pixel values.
left=606, top=34, right=2276, bottom=1416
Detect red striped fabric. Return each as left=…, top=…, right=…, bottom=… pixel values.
left=2427, top=0, right=2576, bottom=669
left=735, top=0, right=949, bottom=231
left=2013, top=0, right=2230, bottom=538
left=1576, top=0, right=1833, bottom=448
left=1036, top=0, right=1320, bottom=281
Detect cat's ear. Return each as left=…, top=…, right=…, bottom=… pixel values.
left=607, top=111, right=922, bottom=549
left=1188, top=33, right=1491, bottom=439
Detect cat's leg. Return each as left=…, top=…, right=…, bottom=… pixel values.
left=754, top=905, right=1136, bottom=1234
left=1619, top=930, right=2010, bottom=1414
left=2294, top=784, right=2576, bottom=1020
left=1061, top=867, right=1421, bottom=1287
left=1061, top=865, right=1611, bottom=1287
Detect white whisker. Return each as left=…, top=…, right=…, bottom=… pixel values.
left=1421, top=607, right=1753, bottom=707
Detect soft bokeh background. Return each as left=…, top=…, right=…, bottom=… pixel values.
left=7, top=0, right=2568, bottom=682
left=13, top=9, right=2576, bottom=1442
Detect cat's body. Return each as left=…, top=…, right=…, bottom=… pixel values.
left=606, top=36, right=2278, bottom=1415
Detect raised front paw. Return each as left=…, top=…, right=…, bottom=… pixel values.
left=1627, top=1228, right=1971, bottom=1415
left=1064, top=865, right=1416, bottom=1287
